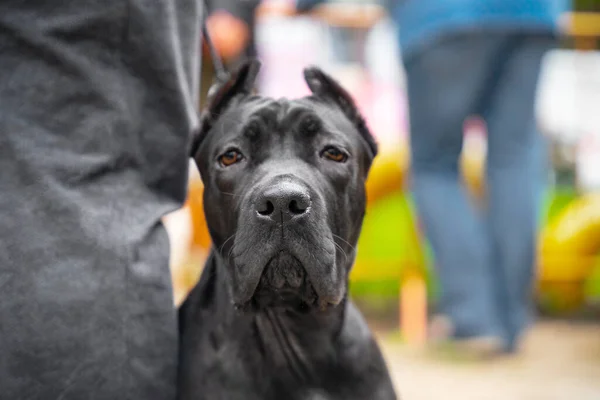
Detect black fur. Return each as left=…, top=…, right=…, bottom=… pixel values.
left=178, top=60, right=397, bottom=400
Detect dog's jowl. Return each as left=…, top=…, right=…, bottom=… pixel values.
left=178, top=61, right=397, bottom=400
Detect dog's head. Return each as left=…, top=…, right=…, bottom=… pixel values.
left=191, top=60, right=377, bottom=312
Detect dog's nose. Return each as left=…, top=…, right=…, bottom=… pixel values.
left=256, top=182, right=311, bottom=223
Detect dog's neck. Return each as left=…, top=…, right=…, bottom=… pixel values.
left=250, top=303, right=346, bottom=383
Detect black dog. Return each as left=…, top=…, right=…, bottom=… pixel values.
left=178, top=61, right=397, bottom=400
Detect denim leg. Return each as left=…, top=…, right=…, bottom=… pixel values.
left=482, top=34, right=555, bottom=350
left=404, top=35, right=504, bottom=339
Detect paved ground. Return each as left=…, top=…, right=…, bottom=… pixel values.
left=377, top=321, right=600, bottom=400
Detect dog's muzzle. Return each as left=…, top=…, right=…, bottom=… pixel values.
left=231, top=175, right=342, bottom=310
left=252, top=251, right=317, bottom=309
left=250, top=180, right=318, bottom=309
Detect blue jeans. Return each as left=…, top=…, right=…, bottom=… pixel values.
left=404, top=31, right=555, bottom=350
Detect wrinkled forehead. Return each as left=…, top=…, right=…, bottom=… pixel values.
left=213, top=96, right=356, bottom=141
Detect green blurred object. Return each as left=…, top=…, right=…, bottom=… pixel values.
left=350, top=191, right=437, bottom=300
left=584, top=256, right=600, bottom=301
left=542, top=185, right=578, bottom=225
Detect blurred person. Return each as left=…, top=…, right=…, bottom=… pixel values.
left=0, top=1, right=201, bottom=398
left=295, top=0, right=367, bottom=64
left=393, top=0, right=569, bottom=354
left=199, top=0, right=261, bottom=107
left=205, top=0, right=261, bottom=61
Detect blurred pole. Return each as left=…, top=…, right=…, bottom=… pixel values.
left=399, top=196, right=429, bottom=346
left=400, top=271, right=428, bottom=346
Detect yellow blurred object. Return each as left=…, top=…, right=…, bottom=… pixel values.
left=537, top=193, right=600, bottom=312
left=539, top=193, right=600, bottom=282
left=365, top=145, right=408, bottom=207
left=460, top=146, right=486, bottom=200
left=561, top=12, right=600, bottom=37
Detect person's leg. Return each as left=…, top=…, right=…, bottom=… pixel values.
left=483, top=33, right=556, bottom=351
left=404, top=33, right=504, bottom=341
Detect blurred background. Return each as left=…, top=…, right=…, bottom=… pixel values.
left=164, top=0, right=600, bottom=398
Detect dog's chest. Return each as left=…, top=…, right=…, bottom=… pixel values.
left=206, top=313, right=344, bottom=399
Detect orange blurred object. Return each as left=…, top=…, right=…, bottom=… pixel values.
left=187, top=178, right=212, bottom=251
left=310, top=3, right=385, bottom=29
left=206, top=11, right=250, bottom=61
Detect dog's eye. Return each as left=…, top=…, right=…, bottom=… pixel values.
left=219, top=149, right=244, bottom=167
left=321, top=146, right=348, bottom=163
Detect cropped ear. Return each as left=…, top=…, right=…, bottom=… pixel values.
left=190, top=59, right=261, bottom=157
left=303, top=66, right=378, bottom=159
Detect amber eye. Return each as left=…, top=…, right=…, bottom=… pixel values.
left=322, top=146, right=348, bottom=163
left=219, top=149, right=244, bottom=167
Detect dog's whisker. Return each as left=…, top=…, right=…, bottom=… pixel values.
left=332, top=234, right=356, bottom=252
left=227, top=242, right=236, bottom=262
left=219, top=190, right=244, bottom=198
left=332, top=241, right=348, bottom=262
left=219, top=233, right=236, bottom=254
left=297, top=232, right=336, bottom=257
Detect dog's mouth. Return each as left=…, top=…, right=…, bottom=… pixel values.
left=250, top=251, right=318, bottom=311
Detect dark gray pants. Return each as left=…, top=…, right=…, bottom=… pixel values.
left=0, top=1, right=201, bottom=398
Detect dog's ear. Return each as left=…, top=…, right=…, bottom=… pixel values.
left=190, top=59, right=261, bottom=157
left=303, top=66, right=378, bottom=159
